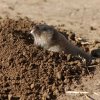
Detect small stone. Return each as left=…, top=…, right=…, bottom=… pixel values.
left=64, top=79, right=68, bottom=83
left=67, top=54, right=72, bottom=61
left=30, top=83, right=34, bottom=89
left=77, top=62, right=81, bottom=67
left=22, top=51, right=26, bottom=56
left=58, top=84, right=63, bottom=92
left=42, top=92, right=47, bottom=100
left=53, top=89, right=59, bottom=95
left=8, top=94, right=12, bottom=100
left=90, top=26, right=96, bottom=30
left=56, top=72, right=61, bottom=79
left=81, top=41, right=90, bottom=45
left=91, top=59, right=97, bottom=65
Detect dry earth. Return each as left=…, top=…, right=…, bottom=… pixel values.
left=0, top=0, right=100, bottom=42
left=0, top=0, right=100, bottom=100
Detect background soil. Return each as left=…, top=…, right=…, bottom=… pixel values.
left=0, top=0, right=100, bottom=100
left=0, top=0, right=100, bottom=42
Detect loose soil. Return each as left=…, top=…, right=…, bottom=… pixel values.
left=0, top=18, right=99, bottom=100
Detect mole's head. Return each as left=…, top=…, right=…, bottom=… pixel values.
left=30, top=24, right=56, bottom=47
left=30, top=24, right=55, bottom=37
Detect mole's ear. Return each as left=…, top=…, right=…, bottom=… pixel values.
left=35, top=25, right=40, bottom=30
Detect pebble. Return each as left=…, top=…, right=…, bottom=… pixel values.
left=8, top=94, right=12, bottom=100
left=56, top=71, right=62, bottom=79
left=30, top=83, right=34, bottom=89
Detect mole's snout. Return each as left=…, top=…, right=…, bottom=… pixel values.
left=30, top=30, right=34, bottom=34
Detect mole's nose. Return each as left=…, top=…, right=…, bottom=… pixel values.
left=30, top=30, right=34, bottom=34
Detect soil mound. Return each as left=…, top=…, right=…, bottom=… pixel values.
left=0, top=18, right=98, bottom=100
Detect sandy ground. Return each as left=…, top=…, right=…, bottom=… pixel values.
left=0, top=0, right=100, bottom=42
left=0, top=0, right=100, bottom=100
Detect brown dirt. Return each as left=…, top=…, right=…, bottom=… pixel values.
left=0, top=18, right=99, bottom=100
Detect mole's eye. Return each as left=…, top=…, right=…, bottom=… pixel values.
left=36, top=26, right=39, bottom=30
left=42, top=28, right=48, bottom=31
